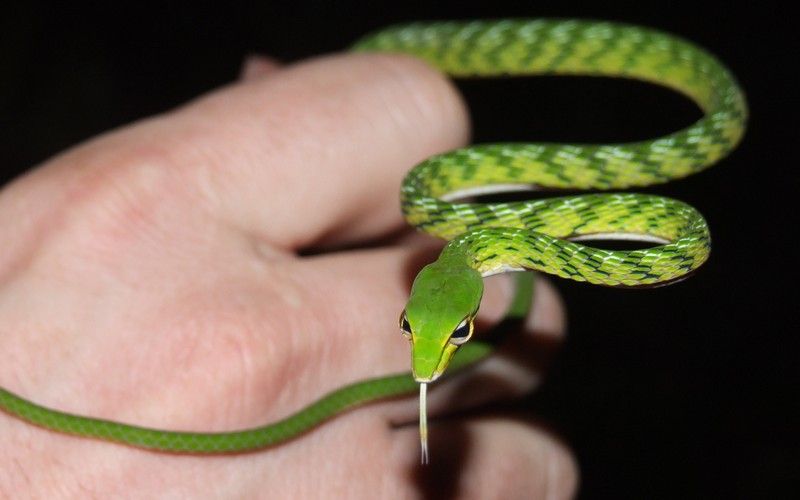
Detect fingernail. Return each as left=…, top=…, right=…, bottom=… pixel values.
left=526, top=277, right=566, bottom=339
left=479, top=273, right=517, bottom=324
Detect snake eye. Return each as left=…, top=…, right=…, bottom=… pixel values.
left=448, top=318, right=473, bottom=345
left=399, top=311, right=412, bottom=339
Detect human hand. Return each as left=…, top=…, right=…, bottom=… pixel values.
left=0, top=52, right=575, bottom=498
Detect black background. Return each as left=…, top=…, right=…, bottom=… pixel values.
left=1, top=2, right=796, bottom=498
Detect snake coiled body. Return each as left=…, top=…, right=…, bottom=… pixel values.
left=355, top=19, right=746, bottom=286
left=0, top=20, right=746, bottom=453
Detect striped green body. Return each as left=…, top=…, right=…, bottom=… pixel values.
left=354, top=19, right=746, bottom=286
left=0, top=20, right=746, bottom=453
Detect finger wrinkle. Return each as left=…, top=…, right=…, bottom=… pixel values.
left=360, top=53, right=470, bottom=157
left=167, top=52, right=471, bottom=250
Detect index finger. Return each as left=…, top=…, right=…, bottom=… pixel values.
left=145, top=52, right=469, bottom=250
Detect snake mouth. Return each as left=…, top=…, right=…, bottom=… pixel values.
left=413, top=372, right=442, bottom=384
left=411, top=338, right=450, bottom=383
left=412, top=343, right=452, bottom=383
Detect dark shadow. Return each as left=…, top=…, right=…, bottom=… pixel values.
left=409, top=420, right=472, bottom=500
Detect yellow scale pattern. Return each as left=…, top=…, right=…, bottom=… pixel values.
left=354, top=19, right=747, bottom=286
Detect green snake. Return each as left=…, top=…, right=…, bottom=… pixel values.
left=0, top=20, right=746, bottom=461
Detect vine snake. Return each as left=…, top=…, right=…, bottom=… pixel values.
left=0, top=20, right=746, bottom=462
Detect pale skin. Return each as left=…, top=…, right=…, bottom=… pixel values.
left=0, top=52, right=576, bottom=498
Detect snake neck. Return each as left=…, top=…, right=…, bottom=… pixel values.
left=440, top=231, right=520, bottom=277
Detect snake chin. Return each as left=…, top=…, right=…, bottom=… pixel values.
left=481, top=265, right=526, bottom=278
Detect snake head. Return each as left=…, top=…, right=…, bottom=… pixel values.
left=400, top=261, right=483, bottom=383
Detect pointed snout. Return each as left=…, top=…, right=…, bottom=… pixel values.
left=411, top=338, right=450, bottom=383
left=412, top=360, right=442, bottom=383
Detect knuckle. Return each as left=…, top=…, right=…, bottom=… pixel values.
left=349, top=52, right=470, bottom=149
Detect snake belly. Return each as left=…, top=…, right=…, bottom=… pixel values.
left=0, top=19, right=746, bottom=453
